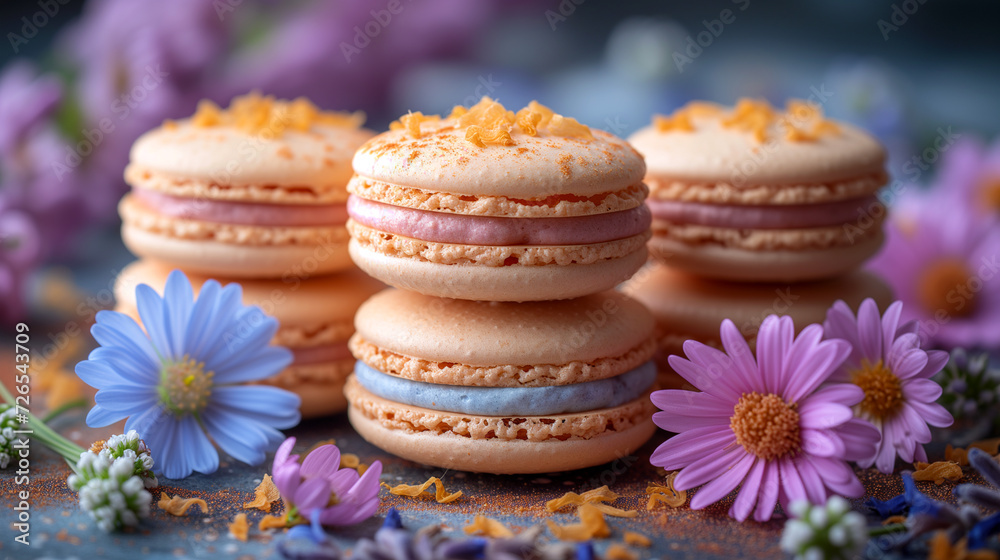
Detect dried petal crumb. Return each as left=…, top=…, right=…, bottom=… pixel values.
left=381, top=477, right=463, bottom=504
left=243, top=474, right=281, bottom=511
left=229, top=513, right=249, bottom=542
left=158, top=494, right=209, bottom=516
left=463, top=515, right=514, bottom=538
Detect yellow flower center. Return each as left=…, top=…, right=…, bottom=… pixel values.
left=917, top=258, right=976, bottom=318
left=730, top=392, right=801, bottom=461
left=158, top=355, right=214, bottom=417
left=979, top=176, right=1000, bottom=211
left=851, top=360, right=903, bottom=421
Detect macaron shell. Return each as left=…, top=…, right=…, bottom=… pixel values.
left=353, top=126, right=645, bottom=200
left=623, top=262, right=895, bottom=350
left=648, top=231, right=884, bottom=282
left=122, top=224, right=352, bottom=278
left=629, top=121, right=886, bottom=188
left=129, top=120, right=374, bottom=195
left=349, top=238, right=648, bottom=301
left=115, top=259, right=383, bottom=328
left=344, top=376, right=656, bottom=474
left=348, top=407, right=656, bottom=474
left=353, top=288, right=654, bottom=368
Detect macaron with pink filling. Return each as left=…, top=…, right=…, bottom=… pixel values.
left=347, top=97, right=651, bottom=301
left=629, top=99, right=888, bottom=282
left=120, top=92, right=374, bottom=278
left=114, top=259, right=384, bottom=418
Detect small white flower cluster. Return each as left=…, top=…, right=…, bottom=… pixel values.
left=67, top=431, right=158, bottom=532
left=99, top=430, right=158, bottom=488
left=0, top=404, right=20, bottom=469
left=780, top=497, right=868, bottom=560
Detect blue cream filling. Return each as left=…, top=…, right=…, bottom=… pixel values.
left=354, top=360, right=657, bottom=416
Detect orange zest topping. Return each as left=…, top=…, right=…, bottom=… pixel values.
left=243, top=474, right=281, bottom=511
left=606, top=543, right=638, bottom=560
left=229, top=513, right=249, bottom=542
left=545, top=486, right=637, bottom=518
left=381, top=477, right=463, bottom=504
left=157, top=494, right=209, bottom=516
left=913, top=461, right=964, bottom=485
left=391, top=97, right=592, bottom=146
left=655, top=98, right=840, bottom=143
left=258, top=514, right=290, bottom=530
left=624, top=531, right=652, bottom=547
left=546, top=503, right=610, bottom=541
left=647, top=472, right=687, bottom=510
left=463, top=515, right=515, bottom=538
left=190, top=91, right=365, bottom=135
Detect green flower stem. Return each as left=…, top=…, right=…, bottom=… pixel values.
left=43, top=398, right=88, bottom=423
left=0, top=382, right=86, bottom=466
left=869, top=523, right=906, bottom=537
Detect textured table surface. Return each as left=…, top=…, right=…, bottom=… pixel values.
left=0, top=401, right=978, bottom=560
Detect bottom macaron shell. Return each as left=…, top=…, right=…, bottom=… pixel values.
left=348, top=238, right=648, bottom=301
left=344, top=376, right=656, bottom=473
left=648, top=230, right=884, bottom=282
left=123, top=224, right=353, bottom=278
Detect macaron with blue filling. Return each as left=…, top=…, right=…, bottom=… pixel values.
left=344, top=288, right=658, bottom=474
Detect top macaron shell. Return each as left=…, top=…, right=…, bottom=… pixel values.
left=128, top=120, right=375, bottom=202
left=629, top=117, right=886, bottom=194
left=352, top=124, right=646, bottom=204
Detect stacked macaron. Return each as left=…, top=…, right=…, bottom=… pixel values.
left=626, top=99, right=893, bottom=386
left=114, top=92, right=382, bottom=417
left=343, top=97, right=659, bottom=473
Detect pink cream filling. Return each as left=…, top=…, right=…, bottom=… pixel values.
left=646, top=196, right=880, bottom=229
left=290, top=342, right=353, bottom=366
left=133, top=188, right=349, bottom=227
left=347, top=195, right=652, bottom=246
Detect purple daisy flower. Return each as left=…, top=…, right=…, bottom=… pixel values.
left=651, top=316, right=880, bottom=522
left=936, top=137, right=1000, bottom=223
left=75, top=270, right=301, bottom=479
left=867, top=190, right=1000, bottom=349
left=823, top=298, right=953, bottom=474
left=272, top=437, right=382, bottom=527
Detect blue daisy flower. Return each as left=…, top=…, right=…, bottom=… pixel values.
left=76, top=269, right=301, bottom=479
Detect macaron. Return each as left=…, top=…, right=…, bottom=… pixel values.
left=120, top=92, right=374, bottom=278
left=622, top=261, right=894, bottom=388
left=628, top=99, right=888, bottom=282
left=344, top=288, right=658, bottom=473
left=114, top=259, right=383, bottom=418
left=346, top=97, right=651, bottom=301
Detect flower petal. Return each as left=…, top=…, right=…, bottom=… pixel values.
left=690, top=452, right=755, bottom=511
left=163, top=270, right=195, bottom=359
left=880, top=301, right=904, bottom=357
left=650, top=426, right=736, bottom=470
left=674, top=447, right=746, bottom=491
left=86, top=405, right=126, bottom=428
left=783, top=337, right=851, bottom=403
left=209, top=386, right=301, bottom=429
left=797, top=400, right=853, bottom=430
left=889, top=348, right=928, bottom=381
left=719, top=319, right=761, bottom=392
left=857, top=298, right=884, bottom=364
left=757, top=315, right=794, bottom=393
left=754, top=462, right=780, bottom=522
left=730, top=457, right=764, bottom=522
left=93, top=386, right=159, bottom=414
left=800, top=428, right=846, bottom=458
left=201, top=408, right=271, bottom=466
left=668, top=348, right=741, bottom=402
left=902, top=378, right=943, bottom=404
left=907, top=400, right=954, bottom=428
left=778, top=456, right=807, bottom=510
left=90, top=310, right=160, bottom=369
left=176, top=414, right=219, bottom=476
left=808, top=383, right=864, bottom=407
left=212, top=346, right=293, bottom=385
left=293, top=476, right=332, bottom=514
left=135, top=283, right=172, bottom=360
left=181, top=279, right=221, bottom=359
left=301, top=445, right=341, bottom=479
left=87, top=346, right=158, bottom=385
left=651, top=390, right=734, bottom=417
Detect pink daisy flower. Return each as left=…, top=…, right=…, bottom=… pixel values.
left=651, top=316, right=880, bottom=522
left=823, top=298, right=953, bottom=473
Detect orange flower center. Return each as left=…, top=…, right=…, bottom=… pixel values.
left=730, top=392, right=801, bottom=461
left=852, top=360, right=903, bottom=421
left=917, top=258, right=976, bottom=318
left=979, top=176, right=1000, bottom=211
